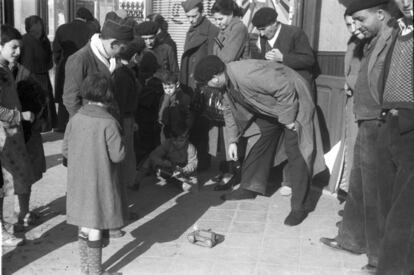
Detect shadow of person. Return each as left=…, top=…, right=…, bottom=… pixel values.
left=103, top=182, right=223, bottom=272
left=2, top=196, right=77, bottom=275
left=45, top=153, right=64, bottom=170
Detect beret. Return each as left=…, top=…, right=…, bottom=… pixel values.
left=194, top=55, right=226, bottom=83
left=181, top=0, right=203, bottom=13
left=135, top=21, right=159, bottom=36
left=346, top=0, right=389, bottom=15
left=101, top=16, right=134, bottom=41
left=252, top=7, right=278, bottom=28
left=118, top=37, right=146, bottom=61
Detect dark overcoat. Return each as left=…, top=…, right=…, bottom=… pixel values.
left=53, top=19, right=92, bottom=104
left=62, top=104, right=125, bottom=229
left=180, top=16, right=219, bottom=91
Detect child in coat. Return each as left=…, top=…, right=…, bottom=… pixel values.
left=0, top=25, right=35, bottom=247
left=62, top=73, right=125, bottom=275
left=158, top=69, right=193, bottom=143
left=133, top=105, right=198, bottom=191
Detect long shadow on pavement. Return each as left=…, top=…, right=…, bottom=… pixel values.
left=104, top=176, right=223, bottom=272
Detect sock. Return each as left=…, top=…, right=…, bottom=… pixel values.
left=87, top=240, right=102, bottom=275
left=78, top=232, right=89, bottom=275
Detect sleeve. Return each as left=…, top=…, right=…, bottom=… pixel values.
left=52, top=30, right=62, bottom=65
left=0, top=106, right=21, bottom=125
left=63, top=54, right=85, bottom=117
left=148, top=142, right=169, bottom=167
left=282, top=30, right=316, bottom=71
left=105, top=121, right=126, bottom=163
left=182, top=143, right=198, bottom=173
left=222, top=94, right=240, bottom=144
left=167, top=46, right=179, bottom=73
left=215, top=23, right=249, bottom=63
left=61, top=119, right=72, bottom=159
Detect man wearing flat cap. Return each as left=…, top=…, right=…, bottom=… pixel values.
left=194, top=55, right=326, bottom=226
left=63, top=13, right=134, bottom=117
left=320, top=0, right=399, bottom=272
left=180, top=0, right=219, bottom=170
left=135, top=21, right=178, bottom=73
left=251, top=7, right=318, bottom=100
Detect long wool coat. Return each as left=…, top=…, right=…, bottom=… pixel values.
left=223, top=59, right=326, bottom=177
left=180, top=16, right=219, bottom=91
left=62, top=104, right=125, bottom=229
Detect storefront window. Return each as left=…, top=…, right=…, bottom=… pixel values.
left=48, top=0, right=69, bottom=40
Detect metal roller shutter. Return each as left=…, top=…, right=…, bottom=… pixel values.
left=152, top=0, right=216, bottom=68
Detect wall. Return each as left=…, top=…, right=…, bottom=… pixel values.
left=318, top=0, right=349, bottom=52
left=13, top=0, right=37, bottom=34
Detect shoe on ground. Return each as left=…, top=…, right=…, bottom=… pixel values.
left=319, top=237, right=364, bottom=255
left=211, top=174, right=223, bottom=183
left=279, top=186, right=292, bottom=196
left=14, top=212, right=41, bottom=232
left=220, top=188, right=257, bottom=201
left=214, top=173, right=236, bottom=191
left=182, top=181, right=192, bottom=192
left=361, top=264, right=377, bottom=274
left=2, top=228, right=24, bottom=247
left=284, top=210, right=308, bottom=226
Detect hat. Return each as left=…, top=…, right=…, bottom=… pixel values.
left=118, top=37, right=146, bottom=61
left=76, top=7, right=93, bottom=21
left=193, top=55, right=226, bottom=83
left=135, top=21, right=159, bottom=36
left=252, top=7, right=278, bottom=28
left=181, top=0, right=203, bottom=13
left=101, top=16, right=134, bottom=41
left=346, top=0, right=389, bottom=15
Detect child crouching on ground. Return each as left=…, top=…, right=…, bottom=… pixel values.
left=133, top=105, right=198, bottom=191
left=62, top=73, right=125, bottom=275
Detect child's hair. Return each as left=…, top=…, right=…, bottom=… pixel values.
left=158, top=69, right=178, bottom=85
left=0, top=25, right=22, bottom=46
left=80, top=73, right=114, bottom=104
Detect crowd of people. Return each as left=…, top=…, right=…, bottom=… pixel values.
left=0, top=0, right=412, bottom=274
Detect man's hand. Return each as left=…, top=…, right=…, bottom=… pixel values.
left=265, top=48, right=283, bottom=62
left=228, top=143, right=238, bottom=161
left=21, top=111, right=35, bottom=123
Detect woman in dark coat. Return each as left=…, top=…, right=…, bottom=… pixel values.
left=20, top=15, right=56, bottom=132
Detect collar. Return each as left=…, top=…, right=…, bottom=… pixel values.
left=256, top=23, right=282, bottom=50
left=398, top=17, right=413, bottom=35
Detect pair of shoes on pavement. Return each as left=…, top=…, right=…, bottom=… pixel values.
left=284, top=210, right=308, bottom=226
left=319, top=237, right=364, bottom=255
left=14, top=212, right=41, bottom=233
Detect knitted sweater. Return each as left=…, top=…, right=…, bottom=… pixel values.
left=383, top=29, right=413, bottom=109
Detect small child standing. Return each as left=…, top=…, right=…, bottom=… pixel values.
left=62, top=73, right=125, bottom=275
left=158, top=70, right=193, bottom=143
left=133, top=105, right=198, bottom=191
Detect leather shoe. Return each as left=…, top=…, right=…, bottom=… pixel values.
left=319, top=237, right=363, bottom=255
left=284, top=210, right=308, bottom=226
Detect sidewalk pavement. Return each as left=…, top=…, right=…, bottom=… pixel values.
left=2, top=132, right=370, bottom=275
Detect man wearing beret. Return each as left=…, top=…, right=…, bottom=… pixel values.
left=180, top=0, right=219, bottom=170
left=135, top=21, right=178, bottom=74
left=376, top=0, right=414, bottom=274
left=251, top=7, right=318, bottom=100
left=320, top=0, right=399, bottom=272
left=63, top=13, right=134, bottom=117
left=194, top=55, right=326, bottom=226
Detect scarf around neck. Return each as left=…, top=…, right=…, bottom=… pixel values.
left=90, top=33, right=117, bottom=73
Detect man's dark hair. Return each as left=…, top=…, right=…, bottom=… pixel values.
left=0, top=25, right=22, bottom=45
left=80, top=72, right=114, bottom=104
left=76, top=7, right=94, bottom=21
left=24, top=15, right=44, bottom=34
left=211, top=0, right=243, bottom=17
left=158, top=70, right=179, bottom=85
left=195, top=2, right=204, bottom=13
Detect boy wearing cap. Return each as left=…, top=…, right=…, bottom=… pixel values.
left=63, top=14, right=134, bottom=117
left=251, top=7, right=317, bottom=99
left=135, top=21, right=178, bottom=74
left=320, top=0, right=398, bottom=272
left=376, top=0, right=414, bottom=274
left=180, top=0, right=219, bottom=171
left=193, top=55, right=325, bottom=226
